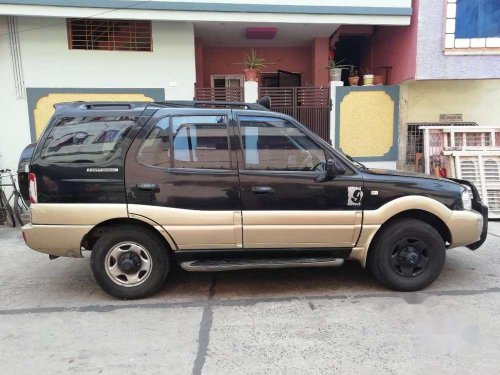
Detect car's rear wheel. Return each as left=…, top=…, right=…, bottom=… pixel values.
left=368, top=218, right=445, bottom=291
left=90, top=226, right=169, bottom=299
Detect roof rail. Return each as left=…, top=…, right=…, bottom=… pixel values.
left=154, top=100, right=270, bottom=111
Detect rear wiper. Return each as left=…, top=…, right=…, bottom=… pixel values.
left=345, top=154, right=368, bottom=169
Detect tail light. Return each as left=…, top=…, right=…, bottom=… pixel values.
left=28, top=173, right=38, bottom=204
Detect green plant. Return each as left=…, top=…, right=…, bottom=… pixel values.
left=360, top=67, right=372, bottom=75
left=243, top=49, right=265, bottom=70
left=326, top=57, right=350, bottom=70
left=349, top=66, right=359, bottom=77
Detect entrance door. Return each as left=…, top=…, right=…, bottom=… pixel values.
left=278, top=70, right=301, bottom=87
left=125, top=109, right=242, bottom=250
left=234, top=112, right=363, bottom=249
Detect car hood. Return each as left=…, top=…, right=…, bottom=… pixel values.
left=364, top=168, right=455, bottom=182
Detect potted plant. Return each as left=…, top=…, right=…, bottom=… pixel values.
left=348, top=66, right=360, bottom=86
left=243, top=49, right=265, bottom=82
left=361, top=68, right=374, bottom=86
left=326, top=57, right=349, bottom=82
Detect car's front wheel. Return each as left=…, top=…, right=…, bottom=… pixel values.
left=90, top=226, right=169, bottom=299
left=368, top=218, right=446, bottom=291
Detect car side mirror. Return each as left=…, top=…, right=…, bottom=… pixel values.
left=315, top=158, right=346, bottom=183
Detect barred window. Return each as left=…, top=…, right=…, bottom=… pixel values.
left=67, top=19, right=152, bottom=51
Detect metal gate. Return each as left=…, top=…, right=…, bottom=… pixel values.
left=259, top=87, right=331, bottom=141
left=195, top=87, right=244, bottom=102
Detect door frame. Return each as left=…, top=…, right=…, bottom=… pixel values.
left=231, top=110, right=363, bottom=249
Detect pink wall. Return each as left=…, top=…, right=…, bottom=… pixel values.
left=200, top=47, right=313, bottom=87
left=370, top=0, right=418, bottom=84
left=312, top=38, right=330, bottom=86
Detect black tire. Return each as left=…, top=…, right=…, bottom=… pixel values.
left=1, top=191, right=15, bottom=228
left=14, top=193, right=30, bottom=226
left=368, top=218, right=445, bottom=291
left=90, top=226, right=170, bottom=299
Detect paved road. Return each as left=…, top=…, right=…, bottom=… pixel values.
left=0, top=223, right=499, bottom=374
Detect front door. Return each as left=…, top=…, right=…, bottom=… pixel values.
left=278, top=70, right=301, bottom=87
left=125, top=109, right=242, bottom=250
left=234, top=112, right=363, bottom=249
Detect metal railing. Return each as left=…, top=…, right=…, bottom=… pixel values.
left=259, top=87, right=331, bottom=141
left=195, top=87, right=244, bottom=102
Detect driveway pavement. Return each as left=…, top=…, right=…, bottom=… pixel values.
left=0, top=223, right=499, bottom=374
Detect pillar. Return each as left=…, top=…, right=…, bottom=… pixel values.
left=244, top=81, right=258, bottom=103
left=312, top=37, right=330, bottom=87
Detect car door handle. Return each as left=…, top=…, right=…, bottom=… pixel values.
left=136, top=183, right=160, bottom=192
left=252, top=186, right=274, bottom=194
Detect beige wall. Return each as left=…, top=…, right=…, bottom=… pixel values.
left=404, top=79, right=500, bottom=125
left=398, top=79, right=500, bottom=170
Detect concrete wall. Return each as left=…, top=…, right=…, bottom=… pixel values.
left=0, top=16, right=196, bottom=170
left=416, top=0, right=500, bottom=80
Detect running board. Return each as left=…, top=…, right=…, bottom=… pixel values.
left=180, top=257, right=344, bottom=272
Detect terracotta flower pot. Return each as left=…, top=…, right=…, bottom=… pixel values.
left=348, top=76, right=360, bottom=86
left=244, top=68, right=259, bottom=82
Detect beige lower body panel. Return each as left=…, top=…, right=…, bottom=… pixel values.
left=243, top=211, right=361, bottom=248
left=31, top=203, right=128, bottom=225
left=128, top=204, right=242, bottom=250
left=22, top=223, right=90, bottom=258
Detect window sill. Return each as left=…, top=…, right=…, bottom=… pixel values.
left=443, top=48, right=500, bottom=56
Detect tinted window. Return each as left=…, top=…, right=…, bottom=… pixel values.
left=239, top=116, right=326, bottom=171
left=138, top=115, right=230, bottom=169
left=39, top=116, right=137, bottom=164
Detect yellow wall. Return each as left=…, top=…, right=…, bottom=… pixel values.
left=339, top=90, right=395, bottom=158
left=405, top=79, right=500, bottom=125
left=33, top=93, right=154, bottom=139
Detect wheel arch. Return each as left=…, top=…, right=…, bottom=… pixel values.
left=357, top=209, right=451, bottom=269
left=352, top=197, right=454, bottom=268
left=372, top=209, right=451, bottom=245
left=81, top=217, right=177, bottom=253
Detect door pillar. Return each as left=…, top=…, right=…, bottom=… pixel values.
left=312, top=37, right=330, bottom=87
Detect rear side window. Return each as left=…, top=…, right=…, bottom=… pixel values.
left=39, top=116, right=137, bottom=164
left=138, top=115, right=230, bottom=169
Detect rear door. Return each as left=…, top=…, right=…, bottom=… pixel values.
left=125, top=108, right=242, bottom=250
left=234, top=111, right=363, bottom=250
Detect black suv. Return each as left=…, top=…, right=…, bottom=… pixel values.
left=22, top=101, right=487, bottom=299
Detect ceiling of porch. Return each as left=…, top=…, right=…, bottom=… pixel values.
left=195, top=22, right=339, bottom=47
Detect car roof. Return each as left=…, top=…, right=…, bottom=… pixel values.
left=52, top=100, right=271, bottom=116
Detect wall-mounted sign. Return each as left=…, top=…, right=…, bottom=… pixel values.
left=439, top=114, right=463, bottom=122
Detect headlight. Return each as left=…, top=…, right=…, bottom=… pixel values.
left=461, top=189, right=472, bottom=210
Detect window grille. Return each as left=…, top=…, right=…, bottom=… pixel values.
left=67, top=19, right=152, bottom=51
left=406, top=122, right=477, bottom=165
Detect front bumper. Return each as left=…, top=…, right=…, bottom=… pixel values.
left=22, top=223, right=90, bottom=258
left=467, top=202, right=488, bottom=250
left=448, top=178, right=488, bottom=250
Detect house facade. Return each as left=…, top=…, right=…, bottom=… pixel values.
left=0, top=0, right=413, bottom=171
left=398, top=0, right=500, bottom=171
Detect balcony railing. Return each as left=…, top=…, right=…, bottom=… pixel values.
left=195, top=87, right=244, bottom=102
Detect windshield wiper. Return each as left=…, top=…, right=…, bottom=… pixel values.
left=344, top=154, right=368, bottom=169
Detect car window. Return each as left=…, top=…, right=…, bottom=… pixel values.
left=137, top=115, right=230, bottom=169
left=39, top=116, right=137, bottom=164
left=239, top=116, right=326, bottom=171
